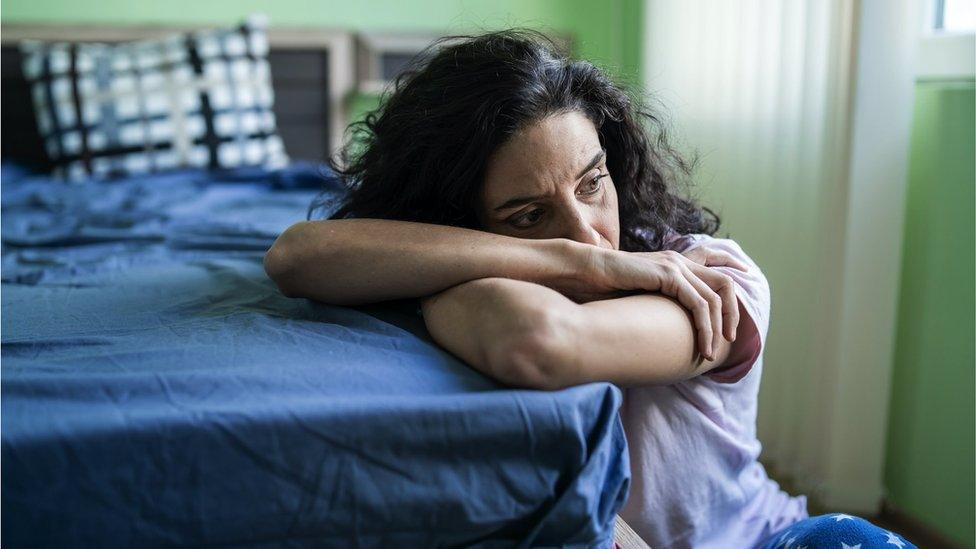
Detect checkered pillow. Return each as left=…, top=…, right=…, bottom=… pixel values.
left=20, top=16, right=288, bottom=181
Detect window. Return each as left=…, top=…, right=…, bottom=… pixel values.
left=918, top=0, right=975, bottom=80
left=356, top=33, right=440, bottom=95
left=931, top=0, right=976, bottom=33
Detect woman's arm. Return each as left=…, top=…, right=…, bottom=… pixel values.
left=264, top=219, right=587, bottom=305
left=265, top=219, right=741, bottom=359
left=421, top=277, right=750, bottom=390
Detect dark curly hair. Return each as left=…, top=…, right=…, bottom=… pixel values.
left=316, top=29, right=718, bottom=252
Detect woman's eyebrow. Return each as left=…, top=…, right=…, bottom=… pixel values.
left=574, top=149, right=606, bottom=180
left=493, top=193, right=546, bottom=212
left=493, top=149, right=607, bottom=213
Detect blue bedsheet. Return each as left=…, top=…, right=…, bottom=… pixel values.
left=1, top=164, right=629, bottom=547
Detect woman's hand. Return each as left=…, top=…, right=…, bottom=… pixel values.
left=571, top=244, right=747, bottom=361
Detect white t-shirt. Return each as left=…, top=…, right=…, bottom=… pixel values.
left=618, top=233, right=808, bottom=548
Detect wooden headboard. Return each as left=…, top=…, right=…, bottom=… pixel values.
left=0, top=24, right=355, bottom=169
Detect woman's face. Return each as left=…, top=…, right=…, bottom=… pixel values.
left=480, top=111, right=620, bottom=250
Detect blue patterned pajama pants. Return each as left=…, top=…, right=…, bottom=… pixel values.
left=759, top=513, right=917, bottom=548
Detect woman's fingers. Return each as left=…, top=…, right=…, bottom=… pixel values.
left=677, top=248, right=742, bottom=342
left=682, top=246, right=750, bottom=272
left=678, top=262, right=723, bottom=358
left=653, top=252, right=715, bottom=360
left=669, top=272, right=715, bottom=360
left=687, top=261, right=740, bottom=343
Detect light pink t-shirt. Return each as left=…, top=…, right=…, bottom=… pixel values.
left=618, top=233, right=807, bottom=548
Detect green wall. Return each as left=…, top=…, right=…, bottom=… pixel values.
left=884, top=79, right=975, bottom=547
left=0, top=0, right=642, bottom=81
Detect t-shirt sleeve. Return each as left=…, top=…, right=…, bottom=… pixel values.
left=676, top=236, right=771, bottom=384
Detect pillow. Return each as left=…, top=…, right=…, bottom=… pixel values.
left=20, top=15, right=288, bottom=181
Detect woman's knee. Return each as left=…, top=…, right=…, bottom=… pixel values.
left=759, top=513, right=916, bottom=548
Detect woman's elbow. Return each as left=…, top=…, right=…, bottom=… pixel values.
left=264, top=222, right=309, bottom=297
left=485, top=306, right=577, bottom=391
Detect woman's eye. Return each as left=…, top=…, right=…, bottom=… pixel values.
left=579, top=173, right=607, bottom=196
left=511, top=208, right=544, bottom=228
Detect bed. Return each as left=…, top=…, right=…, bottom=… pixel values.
left=0, top=22, right=631, bottom=547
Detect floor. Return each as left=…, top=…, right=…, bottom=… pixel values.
left=869, top=503, right=969, bottom=549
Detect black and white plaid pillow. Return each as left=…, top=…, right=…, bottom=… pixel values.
left=20, top=16, right=288, bottom=181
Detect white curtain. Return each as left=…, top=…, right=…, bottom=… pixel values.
left=642, top=0, right=918, bottom=511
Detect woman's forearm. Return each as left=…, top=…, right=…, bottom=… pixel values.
left=421, top=278, right=738, bottom=390
left=264, top=219, right=589, bottom=305
left=557, top=294, right=736, bottom=386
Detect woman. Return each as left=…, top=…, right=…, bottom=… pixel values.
left=265, top=30, right=913, bottom=549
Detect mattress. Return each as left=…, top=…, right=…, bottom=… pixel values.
left=1, top=163, right=630, bottom=547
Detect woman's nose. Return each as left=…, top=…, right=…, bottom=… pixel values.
left=563, top=209, right=602, bottom=247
